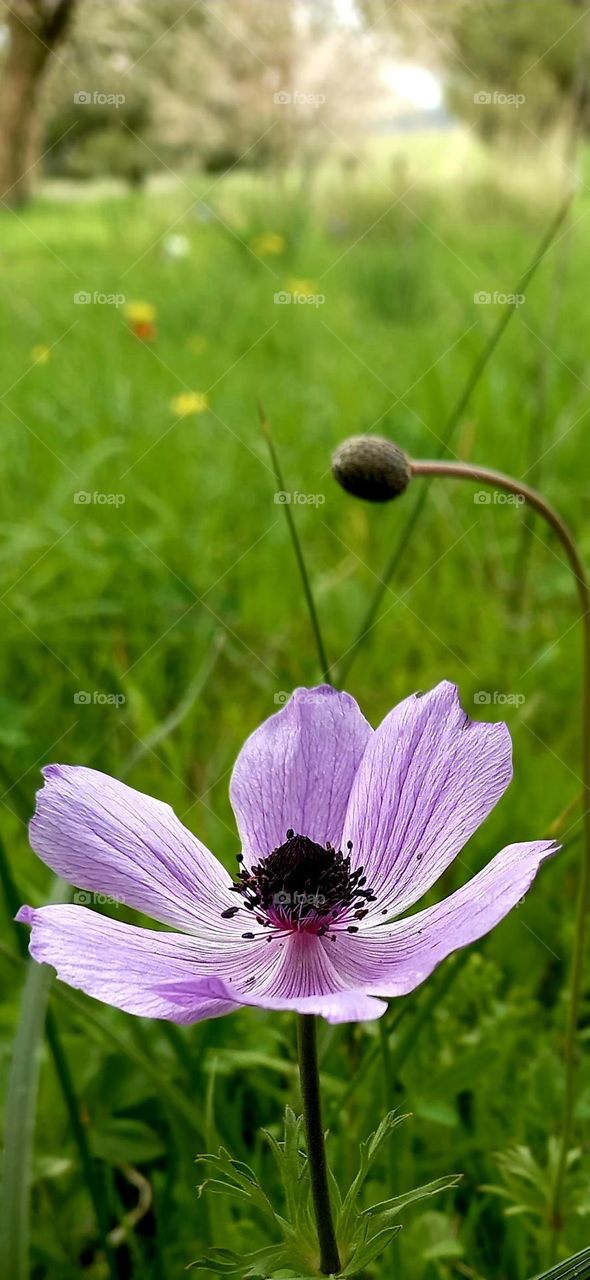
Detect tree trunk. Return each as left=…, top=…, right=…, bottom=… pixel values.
left=0, top=0, right=76, bottom=206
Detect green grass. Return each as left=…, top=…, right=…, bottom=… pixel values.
left=1, top=136, right=589, bottom=1278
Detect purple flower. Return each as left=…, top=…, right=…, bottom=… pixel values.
left=17, top=682, right=556, bottom=1025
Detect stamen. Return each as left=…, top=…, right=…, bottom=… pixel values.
left=224, top=830, right=377, bottom=936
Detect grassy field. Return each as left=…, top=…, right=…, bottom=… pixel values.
left=1, top=132, right=590, bottom=1278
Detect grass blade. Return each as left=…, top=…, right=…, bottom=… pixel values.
left=0, top=877, right=68, bottom=1280
left=532, top=1247, right=590, bottom=1279
left=259, top=401, right=331, bottom=683
left=337, top=194, right=574, bottom=685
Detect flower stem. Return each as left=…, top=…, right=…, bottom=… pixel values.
left=336, top=194, right=573, bottom=687
left=410, top=457, right=590, bottom=1238
left=297, top=1015, right=341, bottom=1275
left=259, top=403, right=331, bottom=683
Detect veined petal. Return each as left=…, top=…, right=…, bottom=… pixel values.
left=156, top=929, right=387, bottom=1023
left=328, top=840, right=557, bottom=996
left=17, top=905, right=238, bottom=1023
left=230, top=686, right=372, bottom=865
left=18, top=903, right=384, bottom=1025
left=29, top=765, right=236, bottom=931
left=237, top=988, right=387, bottom=1023
left=343, top=681, right=513, bottom=916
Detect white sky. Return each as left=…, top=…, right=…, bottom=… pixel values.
left=381, top=61, right=443, bottom=111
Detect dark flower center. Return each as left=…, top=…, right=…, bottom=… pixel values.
left=222, top=830, right=376, bottom=937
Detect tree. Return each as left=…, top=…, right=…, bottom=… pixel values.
left=362, top=0, right=590, bottom=145
left=0, top=0, right=78, bottom=204
left=41, top=0, right=384, bottom=185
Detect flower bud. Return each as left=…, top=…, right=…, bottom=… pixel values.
left=331, top=435, right=411, bottom=503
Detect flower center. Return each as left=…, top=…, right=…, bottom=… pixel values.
left=222, top=829, right=376, bottom=937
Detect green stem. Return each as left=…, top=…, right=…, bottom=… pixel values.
left=259, top=403, right=331, bottom=683
left=409, top=458, right=590, bottom=1241
left=45, top=1012, right=116, bottom=1272
left=0, top=834, right=117, bottom=1276
left=337, top=194, right=573, bottom=686
left=297, top=1015, right=341, bottom=1275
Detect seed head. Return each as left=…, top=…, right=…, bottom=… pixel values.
left=332, top=434, right=411, bottom=503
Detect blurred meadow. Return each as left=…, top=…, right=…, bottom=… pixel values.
left=1, top=1, right=590, bottom=1278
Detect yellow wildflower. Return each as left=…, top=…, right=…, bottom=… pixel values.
left=125, top=302, right=156, bottom=325
left=251, top=232, right=285, bottom=256
left=286, top=278, right=318, bottom=297
left=31, top=345, right=51, bottom=365
left=170, top=391, right=208, bottom=416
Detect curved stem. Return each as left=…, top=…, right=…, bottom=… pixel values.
left=297, top=1015, right=341, bottom=1275
left=336, top=195, right=573, bottom=687
left=410, top=457, right=590, bottom=1232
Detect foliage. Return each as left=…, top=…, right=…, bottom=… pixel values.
left=0, top=135, right=589, bottom=1276
left=40, top=0, right=380, bottom=183
left=192, top=1108, right=460, bottom=1275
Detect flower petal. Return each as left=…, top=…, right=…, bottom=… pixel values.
left=17, top=905, right=238, bottom=1023
left=157, top=929, right=387, bottom=1023
left=237, top=988, right=386, bottom=1023
left=230, top=686, right=372, bottom=864
left=29, top=765, right=236, bottom=931
left=343, top=681, right=513, bottom=916
left=18, top=903, right=385, bottom=1025
left=325, top=840, right=557, bottom=996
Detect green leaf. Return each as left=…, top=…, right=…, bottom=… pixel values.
left=337, top=1108, right=410, bottom=1243
left=264, top=1107, right=311, bottom=1234
left=362, top=1173, right=463, bottom=1225
left=0, top=877, right=68, bottom=1280
left=196, top=1147, right=283, bottom=1228
left=531, top=1246, right=590, bottom=1279
left=341, top=1223, right=402, bottom=1274
left=188, top=1244, right=303, bottom=1276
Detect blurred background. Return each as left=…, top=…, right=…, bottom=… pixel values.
left=1, top=2, right=590, bottom=1278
